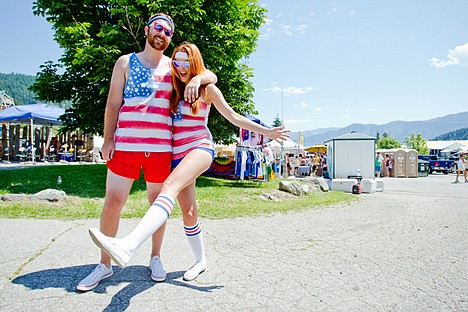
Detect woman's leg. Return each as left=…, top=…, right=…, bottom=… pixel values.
left=89, top=149, right=213, bottom=268
left=178, top=183, right=206, bottom=280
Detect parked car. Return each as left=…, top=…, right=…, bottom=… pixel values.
left=418, top=155, right=456, bottom=174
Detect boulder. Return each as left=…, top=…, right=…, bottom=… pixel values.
left=28, top=189, right=66, bottom=202
left=1, top=194, right=27, bottom=201
left=279, top=180, right=303, bottom=196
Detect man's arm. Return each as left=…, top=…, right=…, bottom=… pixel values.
left=101, top=55, right=128, bottom=161
left=184, top=69, right=217, bottom=102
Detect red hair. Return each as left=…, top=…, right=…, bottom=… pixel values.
left=170, top=43, right=207, bottom=115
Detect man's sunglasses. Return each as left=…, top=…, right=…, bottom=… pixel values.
left=173, top=60, right=190, bottom=68
left=153, top=23, right=173, bottom=37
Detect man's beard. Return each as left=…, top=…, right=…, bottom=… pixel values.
left=148, top=34, right=170, bottom=51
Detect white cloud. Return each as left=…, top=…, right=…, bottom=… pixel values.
left=285, top=119, right=312, bottom=125
left=430, top=43, right=468, bottom=68
left=279, top=24, right=307, bottom=37
left=294, top=101, right=309, bottom=109
left=263, top=84, right=316, bottom=95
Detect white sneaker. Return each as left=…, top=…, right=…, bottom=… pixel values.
left=76, top=263, right=113, bottom=291
left=149, top=256, right=166, bottom=282
left=88, top=228, right=132, bottom=269
left=183, top=262, right=206, bottom=281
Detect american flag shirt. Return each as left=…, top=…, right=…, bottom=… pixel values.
left=114, top=53, right=173, bottom=152
left=172, top=98, right=214, bottom=161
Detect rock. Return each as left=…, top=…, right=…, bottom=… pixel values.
left=279, top=180, right=303, bottom=196
left=28, top=189, right=66, bottom=202
left=1, top=194, right=27, bottom=201
left=300, top=177, right=329, bottom=192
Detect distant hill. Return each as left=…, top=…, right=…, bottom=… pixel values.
left=290, top=111, right=468, bottom=146
left=433, top=127, right=468, bottom=140
left=0, top=72, right=71, bottom=108
left=0, top=73, right=37, bottom=105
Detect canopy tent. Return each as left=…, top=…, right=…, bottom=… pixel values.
left=245, top=114, right=270, bottom=128
left=267, top=137, right=304, bottom=157
left=0, top=104, right=65, bottom=125
left=0, top=104, right=65, bottom=162
left=305, top=144, right=327, bottom=153
left=440, top=142, right=468, bottom=153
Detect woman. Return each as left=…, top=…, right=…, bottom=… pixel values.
left=454, top=152, right=467, bottom=183
left=88, top=43, right=290, bottom=281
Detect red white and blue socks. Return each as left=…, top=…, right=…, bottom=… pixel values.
left=120, top=193, right=175, bottom=255
left=183, top=221, right=207, bottom=280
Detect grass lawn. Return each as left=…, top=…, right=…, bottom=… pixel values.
left=0, top=164, right=354, bottom=219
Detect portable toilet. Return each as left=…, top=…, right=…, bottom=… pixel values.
left=325, top=131, right=376, bottom=179
left=405, top=149, right=418, bottom=178
left=394, top=149, right=407, bottom=178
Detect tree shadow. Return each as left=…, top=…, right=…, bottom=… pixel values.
left=196, top=175, right=264, bottom=188
left=12, top=264, right=223, bottom=312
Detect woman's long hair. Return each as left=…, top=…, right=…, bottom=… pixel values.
left=170, top=43, right=207, bottom=115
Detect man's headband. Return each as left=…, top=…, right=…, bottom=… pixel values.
left=147, top=15, right=174, bottom=32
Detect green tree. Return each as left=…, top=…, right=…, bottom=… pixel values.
left=31, top=0, right=266, bottom=143
left=404, top=133, right=428, bottom=154
left=272, top=114, right=282, bottom=127
left=376, top=136, right=401, bottom=149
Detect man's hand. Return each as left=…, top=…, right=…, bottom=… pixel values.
left=101, top=139, right=116, bottom=161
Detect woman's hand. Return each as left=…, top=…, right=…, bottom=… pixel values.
left=267, top=126, right=290, bottom=143
left=184, top=75, right=201, bottom=103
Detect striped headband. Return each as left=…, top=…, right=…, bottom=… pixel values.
left=147, top=15, right=174, bottom=32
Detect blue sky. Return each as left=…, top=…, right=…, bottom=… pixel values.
left=1, top=0, right=467, bottom=132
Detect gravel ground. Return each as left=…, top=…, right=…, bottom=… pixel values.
left=0, top=173, right=467, bottom=311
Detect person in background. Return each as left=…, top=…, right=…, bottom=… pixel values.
left=262, top=143, right=274, bottom=163
left=76, top=14, right=217, bottom=291
left=375, top=152, right=383, bottom=178
left=312, top=153, right=321, bottom=175
left=87, top=42, right=289, bottom=282
left=385, top=154, right=391, bottom=177
left=454, top=152, right=467, bottom=183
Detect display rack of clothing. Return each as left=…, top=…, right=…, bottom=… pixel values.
left=234, top=146, right=272, bottom=181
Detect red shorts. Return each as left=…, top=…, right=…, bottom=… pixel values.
left=106, top=151, right=171, bottom=183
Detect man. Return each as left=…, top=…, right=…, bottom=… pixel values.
left=76, top=13, right=217, bottom=291
left=375, top=152, right=383, bottom=178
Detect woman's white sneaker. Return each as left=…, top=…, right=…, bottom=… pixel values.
left=76, top=263, right=113, bottom=291
left=88, top=228, right=132, bottom=268
left=183, top=262, right=206, bottom=281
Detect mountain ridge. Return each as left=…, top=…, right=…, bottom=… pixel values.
left=290, top=111, right=468, bottom=146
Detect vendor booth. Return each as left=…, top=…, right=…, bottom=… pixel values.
left=234, top=115, right=272, bottom=181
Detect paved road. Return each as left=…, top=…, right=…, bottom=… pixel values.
left=0, top=174, right=467, bottom=311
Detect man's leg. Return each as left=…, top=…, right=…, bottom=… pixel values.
left=99, top=170, right=134, bottom=264
left=147, top=182, right=167, bottom=259
left=77, top=169, right=133, bottom=291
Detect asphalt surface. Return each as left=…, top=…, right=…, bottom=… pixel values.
left=0, top=173, right=467, bottom=311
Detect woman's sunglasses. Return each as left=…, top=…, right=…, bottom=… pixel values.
left=173, top=60, right=190, bottom=69
left=153, top=23, right=173, bottom=37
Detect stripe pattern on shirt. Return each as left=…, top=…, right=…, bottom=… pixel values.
left=115, top=53, right=173, bottom=152
left=172, top=99, right=214, bottom=160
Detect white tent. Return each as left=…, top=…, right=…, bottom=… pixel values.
left=267, top=138, right=304, bottom=156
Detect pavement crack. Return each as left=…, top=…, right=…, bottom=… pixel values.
left=8, top=222, right=81, bottom=280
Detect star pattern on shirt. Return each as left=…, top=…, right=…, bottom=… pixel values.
left=124, top=53, right=156, bottom=98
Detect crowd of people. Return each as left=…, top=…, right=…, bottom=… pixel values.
left=273, top=152, right=328, bottom=177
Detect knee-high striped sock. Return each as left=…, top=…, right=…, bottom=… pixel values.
left=184, top=222, right=206, bottom=265
left=120, top=194, right=174, bottom=254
